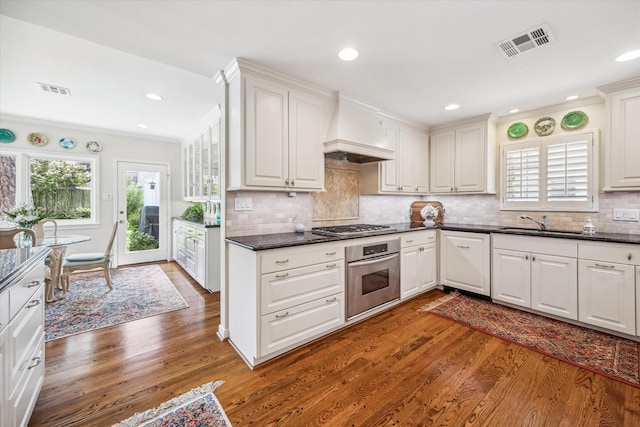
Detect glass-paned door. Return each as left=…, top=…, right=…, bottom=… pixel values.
left=116, top=161, right=168, bottom=265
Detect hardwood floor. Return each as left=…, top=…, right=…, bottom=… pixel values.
left=29, top=261, right=640, bottom=426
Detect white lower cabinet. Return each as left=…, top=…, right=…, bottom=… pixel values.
left=172, top=219, right=221, bottom=292
left=400, top=231, right=437, bottom=299
left=228, top=242, right=345, bottom=367
left=492, top=235, right=578, bottom=320
left=577, top=241, right=640, bottom=336
left=1, top=253, right=47, bottom=427
left=440, top=231, right=491, bottom=296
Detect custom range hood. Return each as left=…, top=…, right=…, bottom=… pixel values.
left=324, top=95, right=395, bottom=163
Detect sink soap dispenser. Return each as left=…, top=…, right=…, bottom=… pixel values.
left=583, top=218, right=595, bottom=236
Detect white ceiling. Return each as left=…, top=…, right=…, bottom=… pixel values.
left=1, top=0, right=639, bottom=142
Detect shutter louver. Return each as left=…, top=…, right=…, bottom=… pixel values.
left=547, top=141, right=589, bottom=202
left=505, top=147, right=539, bottom=202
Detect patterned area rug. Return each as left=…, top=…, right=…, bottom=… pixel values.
left=113, top=381, right=232, bottom=427
left=45, top=265, right=188, bottom=341
left=419, top=292, right=640, bottom=387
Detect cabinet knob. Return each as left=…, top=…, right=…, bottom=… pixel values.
left=628, top=253, right=632, bottom=261
left=525, top=255, right=529, bottom=260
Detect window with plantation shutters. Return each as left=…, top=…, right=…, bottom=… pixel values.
left=501, top=130, right=598, bottom=211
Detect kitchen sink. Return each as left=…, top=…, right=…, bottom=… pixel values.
left=499, top=227, right=584, bottom=236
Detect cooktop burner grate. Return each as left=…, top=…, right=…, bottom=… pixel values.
left=311, top=224, right=395, bottom=237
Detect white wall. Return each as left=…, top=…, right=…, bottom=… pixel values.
left=0, top=116, right=188, bottom=255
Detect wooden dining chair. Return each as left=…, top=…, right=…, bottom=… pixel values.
left=60, top=222, right=118, bottom=292
left=33, top=218, right=58, bottom=239
left=0, top=228, right=37, bottom=248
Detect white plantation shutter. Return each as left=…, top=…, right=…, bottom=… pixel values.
left=501, top=131, right=596, bottom=211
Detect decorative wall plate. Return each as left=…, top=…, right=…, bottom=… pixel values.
left=59, top=137, right=75, bottom=149
left=86, top=140, right=102, bottom=152
left=0, top=128, right=16, bottom=143
left=28, top=132, right=48, bottom=146
left=561, top=111, right=588, bottom=130
left=534, top=117, right=556, bottom=136
left=507, top=122, right=528, bottom=138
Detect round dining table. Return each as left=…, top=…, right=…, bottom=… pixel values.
left=38, top=235, right=91, bottom=302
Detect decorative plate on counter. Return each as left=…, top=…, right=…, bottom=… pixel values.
left=534, top=117, right=556, bottom=136
left=561, top=111, right=588, bottom=130
left=28, top=132, right=48, bottom=146
left=507, top=122, right=528, bottom=139
left=86, top=140, right=102, bottom=153
left=59, top=137, right=75, bottom=149
left=0, top=128, right=16, bottom=143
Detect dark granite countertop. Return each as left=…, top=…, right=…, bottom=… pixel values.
left=226, top=222, right=640, bottom=251
left=0, top=246, right=51, bottom=293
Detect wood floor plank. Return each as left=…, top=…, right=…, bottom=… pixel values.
left=27, top=263, right=640, bottom=427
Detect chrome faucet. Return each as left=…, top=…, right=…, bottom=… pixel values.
left=520, top=214, right=547, bottom=230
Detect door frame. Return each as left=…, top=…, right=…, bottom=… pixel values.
left=113, top=159, right=171, bottom=267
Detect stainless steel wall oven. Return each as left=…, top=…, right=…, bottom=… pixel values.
left=346, top=238, right=400, bottom=319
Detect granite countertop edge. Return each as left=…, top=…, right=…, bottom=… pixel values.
left=225, top=222, right=640, bottom=251
left=0, top=246, right=51, bottom=293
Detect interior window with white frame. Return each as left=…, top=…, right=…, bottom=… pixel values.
left=0, top=148, right=98, bottom=225
left=500, top=130, right=598, bottom=212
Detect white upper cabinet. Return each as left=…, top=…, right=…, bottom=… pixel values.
left=360, top=117, right=429, bottom=194
left=598, top=77, right=640, bottom=191
left=182, top=106, right=221, bottom=201
left=222, top=59, right=333, bottom=192
left=429, top=114, right=497, bottom=194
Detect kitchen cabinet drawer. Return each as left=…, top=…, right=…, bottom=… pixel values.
left=260, top=292, right=344, bottom=356
left=261, top=244, right=343, bottom=274
left=578, top=242, right=640, bottom=266
left=7, top=339, right=44, bottom=427
left=400, top=230, right=436, bottom=248
left=493, top=234, right=577, bottom=258
left=9, top=289, right=44, bottom=395
left=261, top=262, right=344, bottom=314
left=1, top=290, right=8, bottom=332
left=9, top=268, right=43, bottom=320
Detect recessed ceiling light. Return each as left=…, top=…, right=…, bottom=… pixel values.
left=509, top=108, right=520, bottom=114
left=137, top=124, right=149, bottom=129
left=444, top=104, right=460, bottom=111
left=146, top=93, right=163, bottom=101
left=565, top=95, right=579, bottom=101
left=338, top=48, right=359, bottom=61
left=616, top=49, right=640, bottom=62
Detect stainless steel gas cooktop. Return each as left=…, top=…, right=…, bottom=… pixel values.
left=311, top=224, right=396, bottom=237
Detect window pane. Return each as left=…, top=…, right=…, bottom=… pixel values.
left=505, top=146, right=539, bottom=201
left=546, top=141, right=589, bottom=202
left=30, top=158, right=93, bottom=220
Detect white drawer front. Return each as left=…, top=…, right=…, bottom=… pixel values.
left=260, top=293, right=344, bottom=356
left=9, top=266, right=44, bottom=320
left=578, top=242, right=640, bottom=265
left=400, top=230, right=436, bottom=248
left=261, top=262, right=344, bottom=315
left=493, top=234, right=577, bottom=257
left=9, top=289, right=44, bottom=395
left=8, top=338, right=44, bottom=427
left=261, top=244, right=343, bottom=274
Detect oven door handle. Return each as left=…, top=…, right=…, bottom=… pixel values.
left=348, top=252, right=399, bottom=268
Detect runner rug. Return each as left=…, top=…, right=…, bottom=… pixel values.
left=419, top=292, right=640, bottom=387
left=113, top=381, right=232, bottom=427
left=45, top=265, right=188, bottom=341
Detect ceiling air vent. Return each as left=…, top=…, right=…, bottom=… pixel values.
left=37, top=82, right=71, bottom=96
left=496, top=23, right=554, bottom=58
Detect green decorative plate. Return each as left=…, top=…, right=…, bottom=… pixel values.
left=507, top=122, right=528, bottom=138
left=0, top=128, right=15, bottom=143
left=561, top=111, right=588, bottom=130
left=534, top=117, right=556, bottom=136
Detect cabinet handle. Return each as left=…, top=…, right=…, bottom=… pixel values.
left=406, top=240, right=413, bottom=243
left=532, top=255, right=536, bottom=261
left=326, top=263, right=337, bottom=268
left=326, top=297, right=338, bottom=303
left=291, top=179, right=295, bottom=187
left=419, top=247, right=424, bottom=252
left=525, top=255, right=529, bottom=260
left=26, top=299, right=41, bottom=308
left=25, top=280, right=40, bottom=288
left=595, top=263, right=615, bottom=269
left=456, top=245, right=470, bottom=249
left=28, top=357, right=42, bottom=370
left=275, top=312, right=289, bottom=319
left=450, top=187, right=454, bottom=192
left=326, top=251, right=336, bottom=256
left=275, top=259, right=289, bottom=264
left=275, top=273, right=289, bottom=278
left=628, top=253, right=633, bottom=261
left=416, top=187, right=419, bottom=191
left=285, top=179, right=290, bottom=187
